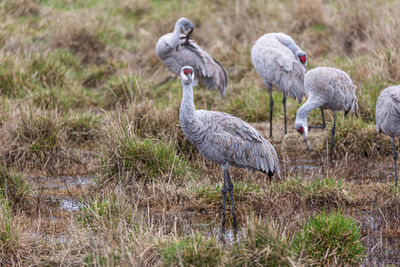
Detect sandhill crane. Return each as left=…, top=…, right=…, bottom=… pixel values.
left=156, top=17, right=227, bottom=98
left=251, top=32, right=307, bottom=138
left=376, top=85, right=400, bottom=186
left=179, top=66, right=280, bottom=233
left=294, top=67, right=358, bottom=158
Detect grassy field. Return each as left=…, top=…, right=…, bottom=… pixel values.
left=1, top=0, right=400, bottom=265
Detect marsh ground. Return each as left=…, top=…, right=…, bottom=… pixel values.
left=1, top=0, right=400, bottom=265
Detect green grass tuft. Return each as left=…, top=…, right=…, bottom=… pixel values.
left=2, top=107, right=84, bottom=175
left=269, top=177, right=350, bottom=208
left=159, top=234, right=223, bottom=267
left=229, top=217, right=296, bottom=266
left=0, top=54, right=69, bottom=99
left=102, top=129, right=192, bottom=185
left=334, top=117, right=392, bottom=157
left=193, top=181, right=261, bottom=206
left=101, top=74, right=152, bottom=108
left=0, top=194, right=19, bottom=261
left=0, top=165, right=33, bottom=211
left=292, top=211, right=365, bottom=265
left=65, top=112, right=101, bottom=144
left=76, top=194, right=135, bottom=232
left=303, top=177, right=349, bottom=207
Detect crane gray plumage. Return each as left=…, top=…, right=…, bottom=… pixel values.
left=251, top=32, right=307, bottom=137
left=179, top=65, right=280, bottom=233
left=294, top=67, right=358, bottom=158
left=156, top=17, right=227, bottom=98
left=376, top=85, right=400, bottom=186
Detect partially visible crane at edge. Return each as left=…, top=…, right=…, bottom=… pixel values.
left=376, top=85, right=400, bottom=186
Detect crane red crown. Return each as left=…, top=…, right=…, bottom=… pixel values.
left=183, top=68, right=193, bottom=75
left=297, top=126, right=304, bottom=134
left=299, top=56, right=306, bottom=63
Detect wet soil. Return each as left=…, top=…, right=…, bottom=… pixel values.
left=26, top=124, right=400, bottom=265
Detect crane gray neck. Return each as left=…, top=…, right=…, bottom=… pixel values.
left=274, top=33, right=302, bottom=56
left=166, top=21, right=183, bottom=48
left=180, top=81, right=197, bottom=123
left=295, top=99, right=318, bottom=127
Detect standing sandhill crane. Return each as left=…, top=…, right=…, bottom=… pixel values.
left=156, top=17, right=227, bottom=98
left=376, top=85, right=400, bottom=186
left=251, top=32, right=307, bottom=138
left=179, top=66, right=280, bottom=233
left=294, top=67, right=358, bottom=158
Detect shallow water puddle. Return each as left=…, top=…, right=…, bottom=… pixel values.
left=46, top=195, right=83, bottom=212
left=283, top=158, right=321, bottom=180
left=60, top=198, right=82, bottom=211
left=30, top=175, right=94, bottom=213
left=151, top=209, right=399, bottom=264
left=293, top=159, right=319, bottom=180
left=30, top=175, right=95, bottom=191
left=149, top=210, right=242, bottom=244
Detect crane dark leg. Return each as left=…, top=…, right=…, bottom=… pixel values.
left=226, top=170, right=237, bottom=232
left=391, top=137, right=398, bottom=187
left=221, top=170, right=237, bottom=234
left=268, top=83, right=273, bottom=138
left=282, top=94, right=287, bottom=136
left=309, top=108, right=326, bottom=130
left=330, top=111, right=337, bottom=159
left=221, top=180, right=227, bottom=234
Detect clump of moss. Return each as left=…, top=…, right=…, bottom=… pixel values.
left=159, top=234, right=223, bottom=267
left=293, top=211, right=365, bottom=265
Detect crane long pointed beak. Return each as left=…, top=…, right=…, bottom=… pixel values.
left=305, top=138, right=311, bottom=153
left=184, top=29, right=193, bottom=45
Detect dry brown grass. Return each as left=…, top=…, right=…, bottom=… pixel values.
left=53, top=25, right=111, bottom=65
left=0, top=0, right=40, bottom=18
left=0, top=106, right=93, bottom=176
left=0, top=0, right=400, bottom=265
